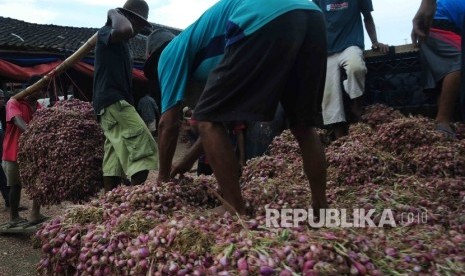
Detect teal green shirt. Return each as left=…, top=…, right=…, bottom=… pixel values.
left=313, top=0, right=373, bottom=54
left=158, top=0, right=321, bottom=113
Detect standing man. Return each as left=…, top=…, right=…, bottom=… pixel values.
left=137, top=92, right=159, bottom=137
left=0, top=90, right=28, bottom=211
left=418, top=0, right=464, bottom=137
left=314, top=0, right=389, bottom=138
left=0, top=89, right=9, bottom=209
left=2, top=88, right=45, bottom=226
left=412, top=0, right=465, bottom=121
left=145, top=0, right=329, bottom=215
left=93, top=0, right=157, bottom=192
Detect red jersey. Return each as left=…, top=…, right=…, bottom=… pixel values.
left=2, top=99, right=40, bottom=162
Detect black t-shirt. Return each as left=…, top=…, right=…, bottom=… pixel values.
left=92, top=26, right=134, bottom=113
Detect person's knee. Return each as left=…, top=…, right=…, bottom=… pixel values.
left=344, top=51, right=366, bottom=74
left=345, top=60, right=366, bottom=77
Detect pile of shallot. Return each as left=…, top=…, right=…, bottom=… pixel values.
left=34, top=104, right=465, bottom=275
left=18, top=99, right=104, bottom=205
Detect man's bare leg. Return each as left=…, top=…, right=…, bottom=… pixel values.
left=9, top=185, right=23, bottom=222
left=332, top=122, right=348, bottom=139
left=350, top=96, right=365, bottom=122
left=436, top=71, right=461, bottom=134
left=198, top=121, right=246, bottom=215
left=291, top=126, right=328, bottom=213
left=30, top=199, right=47, bottom=222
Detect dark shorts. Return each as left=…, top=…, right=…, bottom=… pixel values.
left=193, top=10, right=327, bottom=127
left=420, top=28, right=462, bottom=89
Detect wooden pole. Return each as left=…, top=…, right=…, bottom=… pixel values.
left=206, top=186, right=238, bottom=215
left=12, top=32, right=98, bottom=100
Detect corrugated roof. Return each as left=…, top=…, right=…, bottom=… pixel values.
left=0, top=16, right=181, bottom=62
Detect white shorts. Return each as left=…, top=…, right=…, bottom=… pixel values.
left=322, top=46, right=367, bottom=125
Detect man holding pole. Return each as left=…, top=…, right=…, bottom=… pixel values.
left=0, top=89, right=10, bottom=210
left=93, top=0, right=157, bottom=192
left=2, top=78, right=45, bottom=226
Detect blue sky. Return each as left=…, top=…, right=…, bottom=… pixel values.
left=0, top=0, right=422, bottom=47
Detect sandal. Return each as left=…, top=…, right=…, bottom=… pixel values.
left=435, top=124, right=457, bottom=140
left=6, top=217, right=28, bottom=228
left=27, top=215, right=50, bottom=226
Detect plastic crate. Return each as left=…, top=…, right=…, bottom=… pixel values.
left=363, top=44, right=439, bottom=116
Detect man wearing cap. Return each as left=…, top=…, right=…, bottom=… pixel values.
left=93, top=0, right=157, bottom=192
left=145, top=0, right=329, bottom=215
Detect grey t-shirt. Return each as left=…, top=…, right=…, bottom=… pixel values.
left=313, top=0, right=373, bottom=54
left=137, top=95, right=159, bottom=123
left=93, top=25, right=134, bottom=113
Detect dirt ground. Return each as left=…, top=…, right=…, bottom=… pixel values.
left=0, top=140, right=191, bottom=276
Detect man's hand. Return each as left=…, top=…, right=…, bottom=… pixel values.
left=170, top=137, right=204, bottom=179
left=371, top=42, right=389, bottom=53
left=12, top=116, right=28, bottom=132
left=107, top=8, right=134, bottom=42
left=106, top=9, right=120, bottom=25
left=411, top=0, right=437, bottom=46
left=157, top=163, right=190, bottom=184
left=170, top=160, right=195, bottom=179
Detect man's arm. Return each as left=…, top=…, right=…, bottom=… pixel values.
left=411, top=0, right=437, bottom=46
left=107, top=9, right=134, bottom=43
left=157, top=105, right=181, bottom=183
left=170, top=137, right=204, bottom=178
left=5, top=99, right=27, bottom=132
left=12, top=116, right=27, bottom=132
left=363, top=13, right=389, bottom=53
